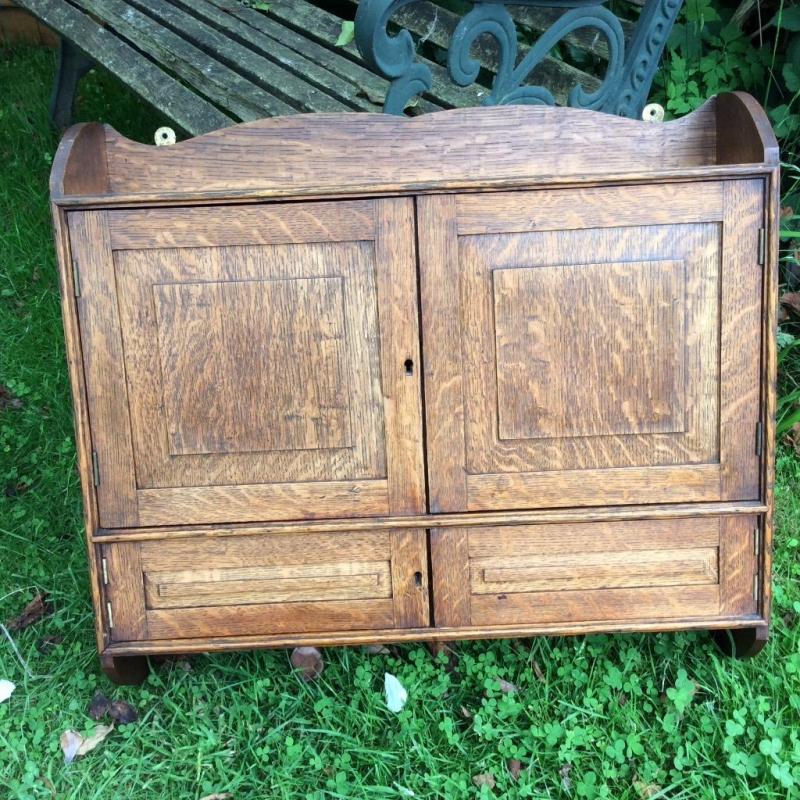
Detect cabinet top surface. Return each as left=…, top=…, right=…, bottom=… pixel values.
left=51, top=92, right=778, bottom=207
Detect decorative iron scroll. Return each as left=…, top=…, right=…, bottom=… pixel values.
left=354, top=0, right=684, bottom=119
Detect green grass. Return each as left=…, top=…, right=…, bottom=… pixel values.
left=1, top=44, right=800, bottom=800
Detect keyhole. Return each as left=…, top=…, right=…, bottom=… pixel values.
left=404, top=358, right=414, bottom=376
left=414, top=571, right=423, bottom=587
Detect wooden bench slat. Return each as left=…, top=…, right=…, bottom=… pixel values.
left=508, top=6, right=635, bottom=62
left=197, top=0, right=442, bottom=114
left=14, top=0, right=233, bottom=135
left=170, top=0, right=386, bottom=113
left=124, top=0, right=350, bottom=114
left=341, top=0, right=602, bottom=105
left=71, top=0, right=295, bottom=120
left=260, top=0, right=487, bottom=111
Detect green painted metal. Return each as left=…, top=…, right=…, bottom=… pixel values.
left=355, top=0, right=684, bottom=118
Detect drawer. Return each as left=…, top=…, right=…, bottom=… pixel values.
left=430, top=515, right=760, bottom=628
left=101, top=528, right=428, bottom=642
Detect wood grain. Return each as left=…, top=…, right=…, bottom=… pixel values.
left=719, top=179, right=763, bottom=501
left=153, top=277, right=352, bottom=455
left=466, top=465, right=721, bottom=511
left=417, top=194, right=467, bottom=513
left=719, top=515, right=758, bottom=616
left=76, top=102, right=719, bottom=202
left=429, top=528, right=471, bottom=628
left=492, top=259, right=686, bottom=440
left=470, top=586, right=721, bottom=626
left=107, top=201, right=375, bottom=250
left=102, top=543, right=147, bottom=641
left=69, top=211, right=139, bottom=527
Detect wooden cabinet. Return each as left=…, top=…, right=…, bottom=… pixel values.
left=50, top=93, right=779, bottom=682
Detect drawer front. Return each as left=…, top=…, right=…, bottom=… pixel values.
left=418, top=180, right=764, bottom=513
left=101, top=528, right=428, bottom=642
left=430, top=515, right=759, bottom=628
left=69, top=198, right=424, bottom=528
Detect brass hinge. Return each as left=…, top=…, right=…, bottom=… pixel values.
left=755, top=421, right=764, bottom=456
left=757, top=228, right=766, bottom=266
left=71, top=259, right=81, bottom=297
left=106, top=601, right=114, bottom=629
left=92, top=450, right=100, bottom=486
left=754, top=525, right=761, bottom=557
left=753, top=573, right=760, bottom=603
left=101, top=557, right=109, bottom=585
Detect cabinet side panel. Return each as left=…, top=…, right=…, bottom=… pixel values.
left=52, top=205, right=106, bottom=655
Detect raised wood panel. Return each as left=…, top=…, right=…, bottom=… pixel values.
left=153, top=276, right=351, bottom=455
left=144, top=561, right=392, bottom=608
left=73, top=198, right=424, bottom=527
left=105, top=527, right=429, bottom=641
left=471, top=548, right=718, bottom=594
left=493, top=259, right=686, bottom=440
left=420, top=180, right=764, bottom=513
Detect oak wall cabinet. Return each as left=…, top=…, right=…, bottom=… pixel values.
left=50, top=93, right=779, bottom=683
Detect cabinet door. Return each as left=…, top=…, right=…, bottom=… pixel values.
left=70, top=199, right=424, bottom=528
left=430, top=515, right=759, bottom=629
left=102, top=527, right=429, bottom=642
left=419, top=181, right=764, bottom=513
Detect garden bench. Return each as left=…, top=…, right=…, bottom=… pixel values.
left=13, top=0, right=679, bottom=135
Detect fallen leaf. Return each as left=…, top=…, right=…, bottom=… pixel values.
left=497, top=678, right=517, bottom=693
left=290, top=647, right=324, bottom=681
left=460, top=706, right=473, bottom=719
left=0, top=679, right=15, bottom=703
left=60, top=730, right=82, bottom=764
left=364, top=644, right=390, bottom=655
left=531, top=659, right=545, bottom=682
left=472, top=773, right=496, bottom=789
left=618, top=692, right=628, bottom=707
left=87, top=692, right=111, bottom=721
left=507, top=758, right=522, bottom=780
left=780, top=292, right=800, bottom=316
left=199, top=794, right=232, bottom=800
left=634, top=778, right=662, bottom=799
left=335, top=19, right=355, bottom=47
left=384, top=672, right=408, bottom=712
left=781, top=206, right=795, bottom=219
left=60, top=724, right=113, bottom=763
left=0, top=385, right=23, bottom=411
left=109, top=699, right=138, bottom=725
left=6, top=593, right=51, bottom=632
